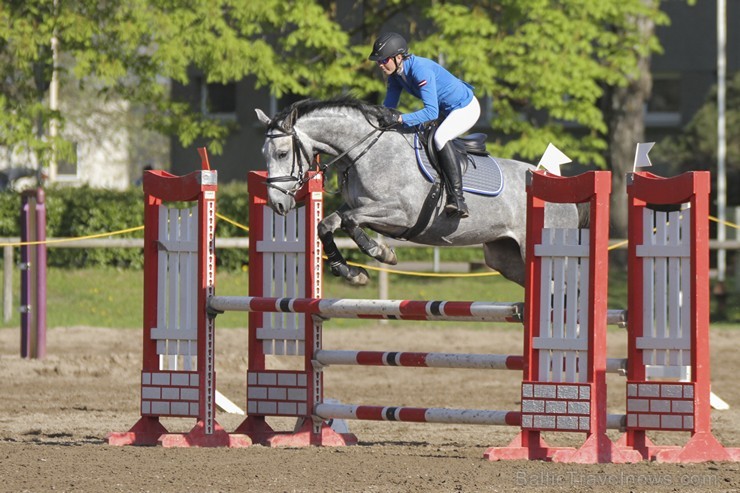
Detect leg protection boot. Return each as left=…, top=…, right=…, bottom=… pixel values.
left=437, top=142, right=469, bottom=218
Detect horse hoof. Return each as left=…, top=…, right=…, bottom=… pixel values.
left=384, top=248, right=397, bottom=265
left=375, top=245, right=397, bottom=265
left=347, top=266, right=369, bottom=286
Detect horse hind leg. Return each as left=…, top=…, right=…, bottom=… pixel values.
left=483, top=238, right=526, bottom=288
left=318, top=212, right=369, bottom=286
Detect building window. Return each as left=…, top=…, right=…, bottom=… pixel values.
left=646, top=74, right=682, bottom=126
left=649, top=75, right=681, bottom=112
left=56, top=141, right=78, bottom=181
left=198, top=79, right=237, bottom=117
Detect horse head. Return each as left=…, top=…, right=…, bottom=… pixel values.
left=255, top=107, right=315, bottom=215
left=256, top=98, right=394, bottom=216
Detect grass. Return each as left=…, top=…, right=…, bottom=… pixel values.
left=0, top=266, right=525, bottom=330
left=0, top=263, right=737, bottom=330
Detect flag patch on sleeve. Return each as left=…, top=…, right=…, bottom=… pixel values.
left=418, top=80, right=427, bottom=87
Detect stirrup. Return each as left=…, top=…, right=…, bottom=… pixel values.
left=444, top=200, right=469, bottom=218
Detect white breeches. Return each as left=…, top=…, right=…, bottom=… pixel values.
left=433, top=96, right=481, bottom=150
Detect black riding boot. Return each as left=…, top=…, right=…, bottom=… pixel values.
left=438, top=142, right=469, bottom=218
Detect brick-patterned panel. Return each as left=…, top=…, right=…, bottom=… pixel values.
left=520, top=382, right=592, bottom=432
left=626, top=382, right=695, bottom=430
left=247, top=371, right=309, bottom=417
left=141, top=371, right=200, bottom=417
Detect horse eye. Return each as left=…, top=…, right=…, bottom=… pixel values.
left=277, top=151, right=289, bottom=160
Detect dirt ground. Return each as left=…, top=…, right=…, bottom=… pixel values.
left=2, top=324, right=740, bottom=493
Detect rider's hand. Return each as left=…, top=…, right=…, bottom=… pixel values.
left=379, top=109, right=402, bottom=128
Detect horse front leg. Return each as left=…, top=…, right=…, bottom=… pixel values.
left=318, top=211, right=369, bottom=286
left=339, top=212, right=397, bottom=265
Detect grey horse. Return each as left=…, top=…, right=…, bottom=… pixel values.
left=256, top=97, right=579, bottom=287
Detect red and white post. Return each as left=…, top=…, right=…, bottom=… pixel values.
left=108, top=149, right=248, bottom=447
left=620, top=171, right=740, bottom=462
left=233, top=171, right=355, bottom=446
left=485, top=170, right=642, bottom=463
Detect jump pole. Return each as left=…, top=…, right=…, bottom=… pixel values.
left=313, top=402, right=627, bottom=430
left=209, top=295, right=627, bottom=325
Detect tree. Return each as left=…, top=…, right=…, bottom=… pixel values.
left=1, top=0, right=355, bottom=171
left=653, top=71, right=740, bottom=205
left=601, top=0, right=666, bottom=242
left=344, top=1, right=667, bottom=166
left=1, top=1, right=60, bottom=168
left=1, top=0, right=668, bottom=185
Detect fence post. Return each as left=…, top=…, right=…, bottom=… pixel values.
left=20, top=189, right=46, bottom=359
left=735, top=206, right=740, bottom=293
left=3, top=245, right=11, bottom=323
left=377, top=233, right=389, bottom=303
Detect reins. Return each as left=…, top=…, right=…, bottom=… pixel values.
left=264, top=115, right=389, bottom=197
left=317, top=127, right=384, bottom=173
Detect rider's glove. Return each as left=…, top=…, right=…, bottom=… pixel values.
left=379, top=109, right=402, bottom=128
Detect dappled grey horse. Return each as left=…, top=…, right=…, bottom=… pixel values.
left=256, top=97, right=579, bottom=287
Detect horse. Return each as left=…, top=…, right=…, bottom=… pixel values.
left=255, top=97, right=580, bottom=287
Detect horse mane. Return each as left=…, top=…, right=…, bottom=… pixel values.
left=270, top=96, right=386, bottom=131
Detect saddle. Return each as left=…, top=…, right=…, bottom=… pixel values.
left=393, top=124, right=502, bottom=241
left=418, top=125, right=489, bottom=172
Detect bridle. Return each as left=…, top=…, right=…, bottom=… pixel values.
left=264, top=125, right=315, bottom=197
left=264, top=119, right=387, bottom=198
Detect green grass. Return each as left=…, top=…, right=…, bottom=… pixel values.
left=0, top=266, right=253, bottom=330
left=0, top=266, right=525, bottom=330
left=0, top=264, right=737, bottom=330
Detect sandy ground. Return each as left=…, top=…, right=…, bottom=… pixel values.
left=2, top=324, right=740, bottom=493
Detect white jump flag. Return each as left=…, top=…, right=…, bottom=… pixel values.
left=537, top=143, right=571, bottom=176
left=215, top=390, right=245, bottom=415
left=633, top=142, right=655, bottom=170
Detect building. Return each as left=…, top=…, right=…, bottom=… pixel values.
left=1, top=95, right=167, bottom=191
left=648, top=1, right=739, bottom=143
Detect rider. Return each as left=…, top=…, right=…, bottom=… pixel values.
left=369, top=32, right=481, bottom=218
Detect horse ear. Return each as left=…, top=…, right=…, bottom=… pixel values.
left=255, top=109, right=272, bottom=127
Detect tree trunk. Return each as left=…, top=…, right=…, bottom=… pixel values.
left=604, top=12, right=655, bottom=266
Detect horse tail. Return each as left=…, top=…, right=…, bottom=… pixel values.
left=577, top=202, right=590, bottom=228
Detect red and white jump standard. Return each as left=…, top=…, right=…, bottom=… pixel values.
left=228, top=170, right=351, bottom=445
left=617, top=171, right=740, bottom=462
left=484, top=171, right=643, bottom=463
left=108, top=149, right=250, bottom=447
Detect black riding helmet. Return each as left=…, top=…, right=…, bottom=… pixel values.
left=368, top=32, right=408, bottom=61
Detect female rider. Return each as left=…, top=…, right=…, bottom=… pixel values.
left=369, top=32, right=481, bottom=218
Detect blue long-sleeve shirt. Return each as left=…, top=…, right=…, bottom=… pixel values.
left=383, top=55, right=474, bottom=128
